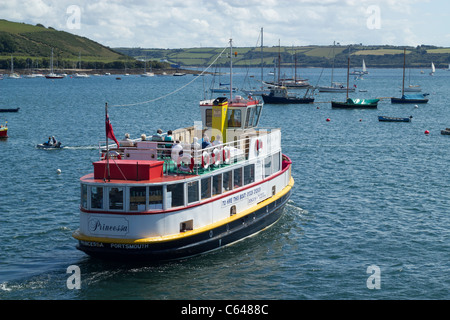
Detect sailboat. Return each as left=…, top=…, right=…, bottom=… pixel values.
left=73, top=52, right=90, bottom=78
left=350, top=59, right=368, bottom=75
left=45, top=49, right=65, bottom=79
left=317, top=42, right=355, bottom=93
left=429, top=62, right=435, bottom=76
left=331, top=57, right=378, bottom=109
left=9, top=56, right=21, bottom=79
left=241, top=28, right=270, bottom=96
left=391, top=48, right=428, bottom=104
left=262, top=40, right=310, bottom=89
left=141, top=59, right=155, bottom=77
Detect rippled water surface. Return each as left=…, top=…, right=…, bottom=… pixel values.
left=0, top=67, right=449, bottom=300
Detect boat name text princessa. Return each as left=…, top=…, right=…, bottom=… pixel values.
left=88, top=217, right=129, bottom=236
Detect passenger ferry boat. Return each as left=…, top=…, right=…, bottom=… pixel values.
left=73, top=43, right=294, bottom=261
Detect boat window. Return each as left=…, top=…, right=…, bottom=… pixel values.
left=109, top=187, right=124, bottom=210
left=245, top=107, right=256, bottom=128
left=91, top=186, right=104, bottom=209
left=81, top=184, right=88, bottom=209
left=253, top=105, right=262, bottom=127
left=148, top=186, right=163, bottom=210
left=167, top=183, right=184, bottom=208
left=213, top=174, right=222, bottom=196
left=205, top=109, right=213, bottom=127
left=230, top=205, right=236, bottom=216
left=227, top=109, right=241, bottom=128
left=130, top=186, right=146, bottom=211
left=234, top=167, right=243, bottom=188
left=264, top=155, right=272, bottom=178
left=188, top=181, right=199, bottom=204
left=273, top=152, right=281, bottom=173
left=223, top=170, right=232, bottom=192
left=244, top=164, right=255, bottom=185
left=201, top=177, right=212, bottom=200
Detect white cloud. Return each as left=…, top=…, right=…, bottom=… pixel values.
left=0, top=0, right=447, bottom=48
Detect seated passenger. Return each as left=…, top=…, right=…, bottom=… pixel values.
left=202, top=135, right=211, bottom=149
left=119, top=133, right=134, bottom=147
left=151, top=129, right=163, bottom=141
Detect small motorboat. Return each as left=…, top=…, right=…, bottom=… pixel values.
left=37, top=141, right=63, bottom=149
left=0, top=107, right=20, bottom=112
left=441, top=128, right=450, bottom=135
left=378, top=116, right=412, bottom=122
left=0, top=121, right=8, bottom=139
left=37, top=136, right=62, bottom=149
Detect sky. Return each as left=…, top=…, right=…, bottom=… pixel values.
left=1, top=0, right=449, bottom=49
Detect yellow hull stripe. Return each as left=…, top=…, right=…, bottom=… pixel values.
left=73, top=176, right=294, bottom=245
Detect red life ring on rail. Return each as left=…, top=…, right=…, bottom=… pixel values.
left=178, top=155, right=194, bottom=172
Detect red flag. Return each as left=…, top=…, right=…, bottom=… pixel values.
left=106, top=113, right=120, bottom=147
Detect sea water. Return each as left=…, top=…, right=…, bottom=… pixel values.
left=0, top=68, right=449, bottom=300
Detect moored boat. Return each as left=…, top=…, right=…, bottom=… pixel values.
left=378, top=115, right=412, bottom=122
left=0, top=107, right=20, bottom=112
left=72, top=40, right=294, bottom=261
left=262, top=86, right=314, bottom=104
left=441, top=128, right=450, bottom=135
left=332, top=98, right=379, bottom=109
left=392, top=48, right=429, bottom=104
left=0, top=121, right=8, bottom=139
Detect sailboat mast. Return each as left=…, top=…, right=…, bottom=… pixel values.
left=278, top=39, right=281, bottom=84
left=346, top=57, right=350, bottom=99
left=260, top=28, right=263, bottom=85
left=331, top=41, right=335, bottom=86
left=229, top=38, right=233, bottom=101
left=402, top=48, right=406, bottom=96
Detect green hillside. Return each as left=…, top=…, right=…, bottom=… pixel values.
left=0, top=19, right=168, bottom=71
left=117, top=44, right=450, bottom=69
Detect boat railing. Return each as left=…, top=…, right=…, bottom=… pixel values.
left=98, top=127, right=281, bottom=175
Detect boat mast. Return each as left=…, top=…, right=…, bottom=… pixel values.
left=278, top=39, right=281, bottom=84
left=105, top=102, right=110, bottom=182
left=346, top=56, right=350, bottom=100
left=260, top=27, right=263, bottom=86
left=402, top=48, right=406, bottom=96
left=331, top=41, right=335, bottom=86
left=230, top=38, right=233, bottom=101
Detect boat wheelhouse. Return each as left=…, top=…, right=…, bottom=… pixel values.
left=73, top=95, right=294, bottom=261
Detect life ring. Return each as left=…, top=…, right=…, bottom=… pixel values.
left=223, top=146, right=231, bottom=164
left=202, top=151, right=210, bottom=169
left=211, top=148, right=221, bottom=166
left=104, top=150, right=121, bottom=160
left=178, top=155, right=194, bottom=172
left=255, top=138, right=263, bottom=154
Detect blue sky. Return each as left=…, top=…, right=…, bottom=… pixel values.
left=1, top=0, right=448, bottom=48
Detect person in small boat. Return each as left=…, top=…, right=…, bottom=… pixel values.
left=52, top=136, right=57, bottom=145
left=119, top=133, right=134, bottom=147
left=43, top=136, right=52, bottom=146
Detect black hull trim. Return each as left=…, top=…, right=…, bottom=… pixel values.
left=76, top=189, right=292, bottom=261
left=262, top=96, right=314, bottom=104
left=391, top=98, right=428, bottom=104
left=331, top=102, right=377, bottom=109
